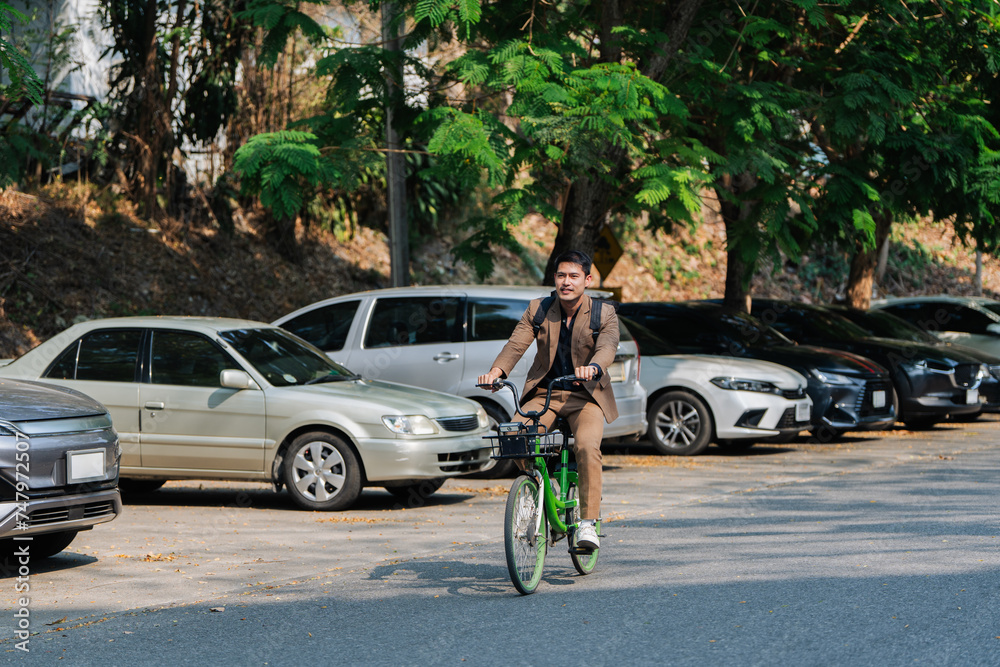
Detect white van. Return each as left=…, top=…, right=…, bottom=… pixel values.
left=273, top=285, right=647, bottom=450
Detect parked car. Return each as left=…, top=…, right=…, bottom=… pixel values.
left=620, top=317, right=811, bottom=455
left=744, top=299, right=988, bottom=427
left=273, top=286, right=648, bottom=472
left=831, top=305, right=1000, bottom=413
left=1, top=378, right=122, bottom=562
left=617, top=302, right=895, bottom=439
left=872, top=295, right=1000, bottom=358
left=0, top=317, right=494, bottom=511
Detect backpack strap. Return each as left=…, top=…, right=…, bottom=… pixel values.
left=589, top=298, right=602, bottom=342
left=532, top=292, right=558, bottom=337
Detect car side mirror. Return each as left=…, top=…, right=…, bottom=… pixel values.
left=987, top=323, right=1000, bottom=336
left=220, top=369, right=257, bottom=390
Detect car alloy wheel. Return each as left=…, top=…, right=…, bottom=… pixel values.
left=646, top=390, right=713, bottom=456
left=283, top=431, right=362, bottom=511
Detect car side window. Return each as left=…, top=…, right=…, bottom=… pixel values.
left=150, top=330, right=237, bottom=387
left=882, top=303, right=938, bottom=330
left=364, top=297, right=463, bottom=348
left=932, top=304, right=994, bottom=334
left=280, top=300, right=360, bottom=352
left=45, top=329, right=143, bottom=382
left=468, top=298, right=525, bottom=341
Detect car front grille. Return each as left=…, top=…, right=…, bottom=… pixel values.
left=437, top=448, right=490, bottom=473
left=777, top=408, right=809, bottom=429
left=26, top=500, right=118, bottom=527
left=435, top=415, right=479, bottom=432
left=781, top=387, right=806, bottom=400
left=858, top=380, right=893, bottom=416
left=954, top=364, right=981, bottom=388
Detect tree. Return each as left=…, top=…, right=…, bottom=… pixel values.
left=234, top=0, right=711, bottom=281
left=0, top=1, right=43, bottom=107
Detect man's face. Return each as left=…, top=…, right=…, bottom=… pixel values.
left=554, top=261, right=592, bottom=305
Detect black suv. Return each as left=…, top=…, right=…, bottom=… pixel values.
left=617, top=302, right=896, bottom=439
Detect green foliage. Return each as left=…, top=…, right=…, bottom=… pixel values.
left=238, top=0, right=330, bottom=67
left=0, top=1, right=43, bottom=106
left=233, top=130, right=343, bottom=221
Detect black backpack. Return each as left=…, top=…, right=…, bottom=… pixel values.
left=531, top=291, right=611, bottom=342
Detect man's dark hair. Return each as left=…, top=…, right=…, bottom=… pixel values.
left=553, top=250, right=592, bottom=276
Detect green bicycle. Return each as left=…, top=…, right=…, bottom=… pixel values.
left=481, top=375, right=601, bottom=595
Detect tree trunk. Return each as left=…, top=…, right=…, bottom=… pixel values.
left=546, top=172, right=617, bottom=282
left=845, top=209, right=892, bottom=309
left=717, top=172, right=757, bottom=312
left=543, top=0, right=703, bottom=283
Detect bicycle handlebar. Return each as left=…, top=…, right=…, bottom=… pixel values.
left=476, top=375, right=582, bottom=422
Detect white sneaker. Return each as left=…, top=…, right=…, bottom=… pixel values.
left=576, top=521, right=599, bottom=550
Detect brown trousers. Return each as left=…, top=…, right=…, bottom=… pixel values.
left=516, top=389, right=604, bottom=520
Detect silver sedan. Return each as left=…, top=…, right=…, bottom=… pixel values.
left=0, top=317, right=493, bottom=511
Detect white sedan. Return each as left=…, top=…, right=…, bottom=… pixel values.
left=623, top=318, right=812, bottom=455
left=0, top=317, right=493, bottom=510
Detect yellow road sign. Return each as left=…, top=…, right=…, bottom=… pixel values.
left=592, top=226, right=623, bottom=279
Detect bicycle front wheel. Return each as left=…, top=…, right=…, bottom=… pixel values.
left=567, top=483, right=599, bottom=575
left=504, top=475, right=547, bottom=594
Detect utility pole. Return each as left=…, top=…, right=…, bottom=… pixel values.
left=382, top=2, right=409, bottom=286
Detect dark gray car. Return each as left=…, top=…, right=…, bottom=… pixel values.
left=1, top=378, right=122, bottom=565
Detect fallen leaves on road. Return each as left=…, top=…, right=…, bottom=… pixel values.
left=315, top=516, right=400, bottom=524
left=445, top=485, right=508, bottom=496
left=142, top=552, right=178, bottom=562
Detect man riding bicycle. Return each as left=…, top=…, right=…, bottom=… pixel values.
left=478, top=250, right=619, bottom=551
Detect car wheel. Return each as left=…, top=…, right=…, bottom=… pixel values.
left=0, top=530, right=80, bottom=560
left=646, top=391, right=713, bottom=456
left=469, top=402, right=518, bottom=479
left=384, top=478, right=446, bottom=506
left=283, top=432, right=362, bottom=511
left=119, top=479, right=167, bottom=495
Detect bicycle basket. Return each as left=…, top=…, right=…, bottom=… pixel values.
left=486, top=422, right=562, bottom=459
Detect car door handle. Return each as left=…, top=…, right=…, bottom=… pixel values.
left=433, top=352, right=460, bottom=362
left=144, top=401, right=165, bottom=410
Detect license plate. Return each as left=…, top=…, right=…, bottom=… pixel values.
left=67, top=449, right=105, bottom=482
left=967, top=389, right=979, bottom=405
left=795, top=401, right=810, bottom=422
left=871, top=390, right=886, bottom=409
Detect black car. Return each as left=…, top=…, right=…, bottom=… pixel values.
left=617, top=302, right=896, bottom=440
left=831, top=305, right=1000, bottom=413
left=743, top=299, right=988, bottom=426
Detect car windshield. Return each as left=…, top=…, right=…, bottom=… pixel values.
left=219, top=328, right=359, bottom=387
left=845, top=309, right=938, bottom=343
left=706, top=308, right=795, bottom=347
left=977, top=301, right=1000, bottom=318
left=619, top=316, right=679, bottom=356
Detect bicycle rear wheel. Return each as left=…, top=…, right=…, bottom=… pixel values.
left=566, top=483, right=599, bottom=575
left=504, top=475, right=547, bottom=594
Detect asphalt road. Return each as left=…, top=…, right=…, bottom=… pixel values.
left=3, top=418, right=1000, bottom=665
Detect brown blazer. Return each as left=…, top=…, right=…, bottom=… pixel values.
left=491, top=294, right=619, bottom=423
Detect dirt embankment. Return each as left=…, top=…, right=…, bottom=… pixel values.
left=1, top=184, right=998, bottom=358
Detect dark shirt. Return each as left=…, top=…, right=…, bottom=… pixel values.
left=544, top=307, right=580, bottom=389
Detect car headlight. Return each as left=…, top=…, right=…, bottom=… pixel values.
left=382, top=415, right=440, bottom=435
left=809, top=369, right=856, bottom=386
left=476, top=405, right=490, bottom=429
left=710, top=377, right=781, bottom=394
